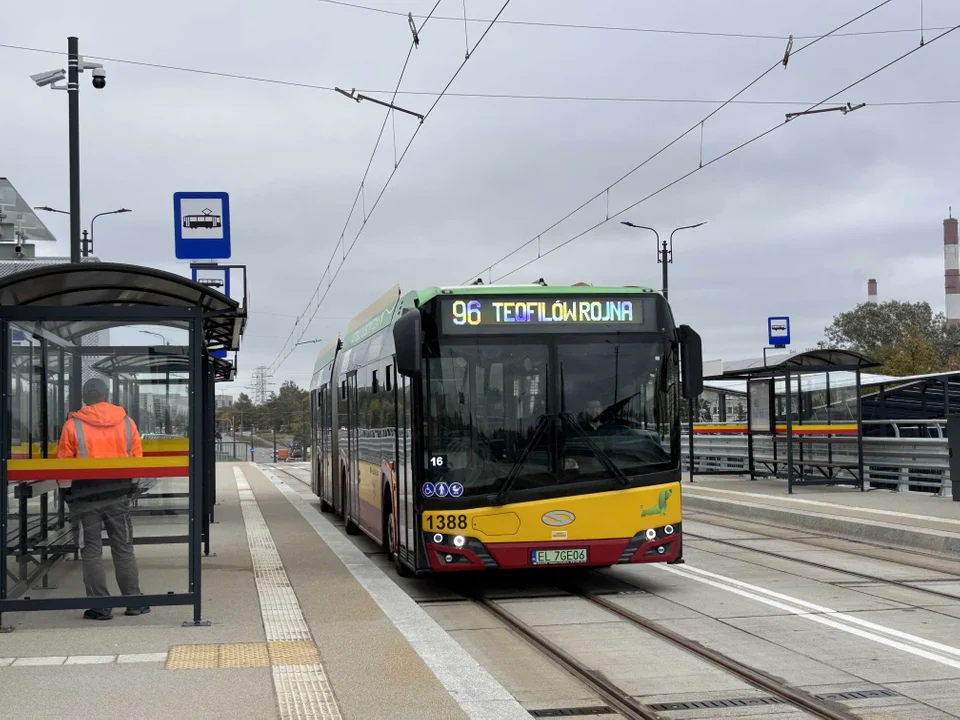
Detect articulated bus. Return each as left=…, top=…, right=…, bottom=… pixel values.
left=309, top=282, right=703, bottom=576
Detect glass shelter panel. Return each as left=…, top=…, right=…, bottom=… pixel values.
left=2, top=320, right=194, bottom=614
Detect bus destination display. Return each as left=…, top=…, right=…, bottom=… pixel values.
left=440, top=296, right=646, bottom=334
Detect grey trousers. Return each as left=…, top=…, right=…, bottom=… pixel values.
left=71, top=497, right=142, bottom=608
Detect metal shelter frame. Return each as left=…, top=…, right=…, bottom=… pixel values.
left=708, top=349, right=880, bottom=493
left=0, top=262, right=245, bottom=630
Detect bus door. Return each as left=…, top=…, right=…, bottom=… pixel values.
left=312, top=387, right=323, bottom=496
left=396, top=373, right=414, bottom=565
left=346, top=372, right=360, bottom=522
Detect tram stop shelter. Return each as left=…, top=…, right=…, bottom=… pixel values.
left=0, top=262, right=245, bottom=630
left=706, top=348, right=880, bottom=493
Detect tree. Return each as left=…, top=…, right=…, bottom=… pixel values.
left=875, top=334, right=941, bottom=377
left=822, top=300, right=960, bottom=376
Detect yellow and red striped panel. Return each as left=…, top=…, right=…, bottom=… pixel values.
left=142, top=438, right=189, bottom=457
left=694, top=423, right=858, bottom=436
left=7, top=456, right=188, bottom=482
left=8, top=438, right=189, bottom=460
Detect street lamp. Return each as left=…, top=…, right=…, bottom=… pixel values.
left=35, top=206, right=131, bottom=257
left=30, top=36, right=109, bottom=264
left=141, top=330, right=171, bottom=434
left=90, top=208, right=131, bottom=255
left=620, top=221, right=707, bottom=301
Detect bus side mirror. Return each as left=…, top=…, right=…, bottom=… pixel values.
left=393, top=309, right=422, bottom=378
left=679, top=324, right=703, bottom=399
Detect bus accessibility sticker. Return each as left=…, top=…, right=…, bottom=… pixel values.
left=449, top=483, right=464, bottom=497
left=422, top=482, right=436, bottom=497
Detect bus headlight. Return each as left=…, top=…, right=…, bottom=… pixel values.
left=453, top=535, right=466, bottom=548
left=664, top=525, right=675, bottom=535
left=433, top=533, right=443, bottom=544
left=645, top=528, right=657, bottom=541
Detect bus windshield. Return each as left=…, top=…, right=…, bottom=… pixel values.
left=425, top=337, right=678, bottom=501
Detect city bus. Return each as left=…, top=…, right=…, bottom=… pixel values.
left=309, top=281, right=702, bottom=576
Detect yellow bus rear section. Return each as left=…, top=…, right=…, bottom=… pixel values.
left=422, top=481, right=681, bottom=543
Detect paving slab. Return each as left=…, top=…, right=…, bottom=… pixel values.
left=723, top=614, right=960, bottom=684
left=536, top=620, right=754, bottom=696
left=443, top=625, right=601, bottom=706
left=655, top=615, right=863, bottom=686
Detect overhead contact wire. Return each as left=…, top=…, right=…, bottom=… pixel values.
left=492, top=21, right=960, bottom=283
left=464, top=0, right=896, bottom=283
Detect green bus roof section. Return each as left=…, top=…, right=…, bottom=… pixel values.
left=310, top=283, right=662, bottom=386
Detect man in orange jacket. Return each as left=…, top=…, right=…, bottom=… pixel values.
left=58, top=377, right=149, bottom=621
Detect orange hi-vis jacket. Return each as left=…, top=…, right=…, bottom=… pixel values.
left=57, top=402, right=143, bottom=504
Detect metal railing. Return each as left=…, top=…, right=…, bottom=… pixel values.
left=216, top=439, right=250, bottom=462
left=682, top=425, right=952, bottom=498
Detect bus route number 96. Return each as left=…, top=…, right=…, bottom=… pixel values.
left=425, top=513, right=468, bottom=531
left=452, top=300, right=481, bottom=326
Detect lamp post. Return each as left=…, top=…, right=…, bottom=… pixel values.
left=35, top=206, right=131, bottom=258
left=620, top=221, right=707, bottom=301
left=30, top=37, right=108, bottom=264
left=140, top=330, right=171, bottom=434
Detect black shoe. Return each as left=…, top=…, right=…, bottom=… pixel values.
left=124, top=606, right=150, bottom=616
left=83, top=609, right=113, bottom=621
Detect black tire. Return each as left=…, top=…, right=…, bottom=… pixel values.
left=394, top=552, right=415, bottom=578
left=319, top=497, right=335, bottom=513
left=384, top=493, right=414, bottom=578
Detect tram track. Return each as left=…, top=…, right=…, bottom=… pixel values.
left=573, top=589, right=855, bottom=720
left=476, top=595, right=663, bottom=720
left=473, top=588, right=856, bottom=720
left=685, top=507, right=960, bottom=573
left=683, top=528, right=960, bottom=604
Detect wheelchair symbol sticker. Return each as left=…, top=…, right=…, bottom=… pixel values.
left=422, top=482, right=436, bottom=498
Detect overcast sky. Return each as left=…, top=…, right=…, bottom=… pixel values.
left=3, top=0, right=958, bottom=397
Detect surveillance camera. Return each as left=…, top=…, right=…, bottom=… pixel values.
left=30, top=69, right=66, bottom=87
left=92, top=67, right=106, bottom=89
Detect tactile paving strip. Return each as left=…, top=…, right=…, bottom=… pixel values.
left=166, top=644, right=220, bottom=670
left=234, top=468, right=343, bottom=719
left=167, top=641, right=320, bottom=669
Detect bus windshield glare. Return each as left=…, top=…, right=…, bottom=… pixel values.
left=425, top=337, right=678, bottom=501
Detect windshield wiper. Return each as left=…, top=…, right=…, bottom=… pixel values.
left=561, top=412, right=630, bottom=486
left=489, top=413, right=550, bottom=506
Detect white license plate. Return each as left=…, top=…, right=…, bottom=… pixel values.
left=530, top=548, right=588, bottom=565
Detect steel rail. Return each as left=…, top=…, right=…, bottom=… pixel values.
left=476, top=595, right=664, bottom=720
left=576, top=589, right=857, bottom=720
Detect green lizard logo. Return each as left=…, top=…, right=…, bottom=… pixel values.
left=640, top=488, right=672, bottom=517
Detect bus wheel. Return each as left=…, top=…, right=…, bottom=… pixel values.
left=385, top=498, right=413, bottom=578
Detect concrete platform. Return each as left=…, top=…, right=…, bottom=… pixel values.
left=0, top=463, right=528, bottom=720
left=683, top=475, right=960, bottom=556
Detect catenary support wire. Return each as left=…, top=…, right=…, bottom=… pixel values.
left=269, top=0, right=513, bottom=373
left=489, top=21, right=960, bottom=283
left=463, top=0, right=895, bottom=284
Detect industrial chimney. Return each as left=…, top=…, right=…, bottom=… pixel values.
left=867, top=278, right=877, bottom=303
left=946, top=209, right=960, bottom=327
